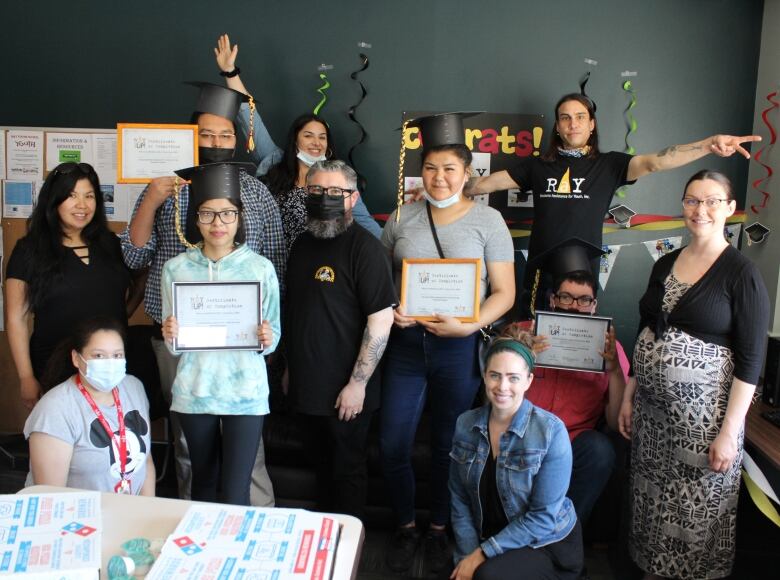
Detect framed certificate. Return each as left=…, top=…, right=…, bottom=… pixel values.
left=534, top=311, right=611, bottom=372
left=172, top=281, right=262, bottom=352
left=117, top=123, right=198, bottom=183
left=400, top=258, right=481, bottom=322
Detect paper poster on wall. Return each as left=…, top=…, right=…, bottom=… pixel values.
left=45, top=132, right=93, bottom=171
left=403, top=176, right=423, bottom=204
left=93, top=133, right=117, bottom=185
left=6, top=129, right=44, bottom=181
left=101, top=184, right=126, bottom=222
left=470, top=152, right=491, bottom=206
left=0, top=224, right=3, bottom=331
left=507, top=187, right=533, bottom=208
left=117, top=183, right=147, bottom=219
left=643, top=237, right=682, bottom=262
left=599, top=244, right=622, bottom=290
left=724, top=224, right=741, bottom=248
left=2, top=180, right=36, bottom=218
left=0, top=129, right=6, bottom=180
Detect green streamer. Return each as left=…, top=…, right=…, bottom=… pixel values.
left=313, top=73, right=330, bottom=115
left=616, top=79, right=638, bottom=198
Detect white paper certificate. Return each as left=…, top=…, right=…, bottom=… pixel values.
left=401, top=258, right=481, bottom=322
left=534, top=311, right=611, bottom=372
left=172, top=281, right=261, bottom=351
left=117, top=123, right=198, bottom=183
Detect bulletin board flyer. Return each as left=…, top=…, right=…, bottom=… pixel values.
left=0, top=492, right=101, bottom=579
left=148, top=504, right=340, bottom=580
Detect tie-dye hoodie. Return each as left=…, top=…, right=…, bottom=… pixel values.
left=161, top=244, right=280, bottom=415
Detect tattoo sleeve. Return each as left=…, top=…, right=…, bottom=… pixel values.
left=656, top=144, right=703, bottom=158
left=350, top=326, right=391, bottom=385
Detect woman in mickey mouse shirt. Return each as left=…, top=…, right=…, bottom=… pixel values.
left=24, top=317, right=155, bottom=496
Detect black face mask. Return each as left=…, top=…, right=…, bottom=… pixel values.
left=306, top=194, right=345, bottom=221
left=198, top=146, right=235, bottom=164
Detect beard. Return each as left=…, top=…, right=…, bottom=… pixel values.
left=307, top=210, right=354, bottom=239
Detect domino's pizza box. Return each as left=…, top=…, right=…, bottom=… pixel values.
left=147, top=504, right=340, bottom=579
left=0, top=492, right=101, bottom=579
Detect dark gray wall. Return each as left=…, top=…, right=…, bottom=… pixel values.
left=0, top=0, right=764, bottom=350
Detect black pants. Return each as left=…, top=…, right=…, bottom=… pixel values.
left=299, top=411, right=373, bottom=520
left=175, top=412, right=263, bottom=506
left=445, top=520, right=583, bottom=580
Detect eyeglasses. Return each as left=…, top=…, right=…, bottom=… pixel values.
left=682, top=198, right=731, bottom=209
left=53, top=162, right=94, bottom=177
left=198, top=131, right=236, bottom=143
left=554, top=292, right=595, bottom=307
left=306, top=185, right=354, bottom=199
left=196, top=210, right=239, bottom=224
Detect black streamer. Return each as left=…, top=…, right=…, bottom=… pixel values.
left=348, top=53, right=369, bottom=191
left=579, top=71, right=597, bottom=112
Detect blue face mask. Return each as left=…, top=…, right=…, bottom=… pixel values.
left=79, top=354, right=126, bottom=392
left=297, top=150, right=327, bottom=167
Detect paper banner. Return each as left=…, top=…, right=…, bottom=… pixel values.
left=520, top=250, right=529, bottom=262
left=599, top=244, right=622, bottom=290
left=724, top=224, right=742, bottom=248
left=643, top=236, right=681, bottom=262
left=750, top=90, right=778, bottom=214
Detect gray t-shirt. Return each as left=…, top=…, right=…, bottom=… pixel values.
left=381, top=201, right=515, bottom=301
left=24, top=375, right=151, bottom=495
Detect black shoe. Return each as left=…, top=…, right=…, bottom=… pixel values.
left=424, top=529, right=450, bottom=574
left=386, top=526, right=421, bottom=573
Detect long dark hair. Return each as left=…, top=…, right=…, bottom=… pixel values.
left=21, top=163, right=119, bottom=312
left=40, top=316, right=126, bottom=392
left=263, top=114, right=334, bottom=196
left=541, top=93, right=600, bottom=161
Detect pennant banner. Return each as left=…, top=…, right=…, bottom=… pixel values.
left=724, top=224, right=742, bottom=248
left=643, top=237, right=682, bottom=262
left=599, top=244, right=622, bottom=290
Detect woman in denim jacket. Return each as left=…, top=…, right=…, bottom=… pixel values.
left=448, top=332, right=583, bottom=579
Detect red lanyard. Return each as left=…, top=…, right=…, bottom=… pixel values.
left=75, top=375, right=128, bottom=484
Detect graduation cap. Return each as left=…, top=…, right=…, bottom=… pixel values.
left=174, top=162, right=254, bottom=245
left=185, top=81, right=257, bottom=152
left=608, top=204, right=636, bottom=228
left=526, top=237, right=604, bottom=316
left=405, top=111, right=482, bottom=148
left=744, top=222, right=770, bottom=246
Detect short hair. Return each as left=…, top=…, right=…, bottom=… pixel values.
left=552, top=269, right=597, bottom=298
left=683, top=169, right=733, bottom=200
left=306, top=159, right=358, bottom=190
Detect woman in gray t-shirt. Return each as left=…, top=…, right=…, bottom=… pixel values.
left=24, top=317, right=154, bottom=496
left=380, top=127, right=515, bottom=573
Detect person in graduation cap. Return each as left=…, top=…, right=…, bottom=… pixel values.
left=159, top=162, right=280, bottom=506
left=120, top=81, right=284, bottom=504
left=213, top=33, right=381, bottom=251
left=380, top=112, right=516, bottom=574
left=463, top=92, right=760, bottom=316
left=618, top=170, right=769, bottom=580
left=510, top=238, right=629, bottom=529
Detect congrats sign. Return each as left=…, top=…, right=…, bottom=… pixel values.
left=401, top=112, right=544, bottom=221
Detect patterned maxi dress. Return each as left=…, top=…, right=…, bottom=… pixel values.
left=629, top=273, right=741, bottom=580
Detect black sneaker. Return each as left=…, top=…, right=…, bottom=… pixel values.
left=424, top=529, right=450, bottom=574
left=386, top=526, right=421, bottom=573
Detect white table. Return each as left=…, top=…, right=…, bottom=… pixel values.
left=19, top=485, right=364, bottom=579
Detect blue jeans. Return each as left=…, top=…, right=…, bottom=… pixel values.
left=568, top=429, right=615, bottom=526
left=380, top=326, right=481, bottom=527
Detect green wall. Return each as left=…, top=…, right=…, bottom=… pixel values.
left=0, top=0, right=764, bottom=351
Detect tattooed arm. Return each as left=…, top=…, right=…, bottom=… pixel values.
left=626, top=134, right=760, bottom=181
left=334, top=306, right=394, bottom=421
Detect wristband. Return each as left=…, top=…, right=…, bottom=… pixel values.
left=220, top=67, right=240, bottom=78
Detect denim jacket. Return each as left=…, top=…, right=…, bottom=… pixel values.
left=449, top=398, right=577, bottom=561
left=235, top=103, right=382, bottom=238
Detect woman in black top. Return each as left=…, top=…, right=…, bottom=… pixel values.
left=618, top=170, right=769, bottom=580
left=7, top=162, right=130, bottom=408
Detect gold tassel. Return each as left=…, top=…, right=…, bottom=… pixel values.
left=247, top=94, right=256, bottom=152
left=172, top=177, right=197, bottom=250
left=395, top=120, right=410, bottom=223
left=530, top=268, right=541, bottom=318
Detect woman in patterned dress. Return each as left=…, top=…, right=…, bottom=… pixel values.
left=618, top=170, right=769, bottom=579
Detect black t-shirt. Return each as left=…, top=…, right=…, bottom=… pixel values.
left=479, top=441, right=509, bottom=540
left=508, top=152, right=633, bottom=261
left=285, top=223, right=396, bottom=415
left=7, top=236, right=131, bottom=379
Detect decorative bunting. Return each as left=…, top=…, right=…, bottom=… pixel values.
left=643, top=236, right=682, bottom=262
left=724, top=224, right=741, bottom=248
left=599, top=244, right=622, bottom=290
